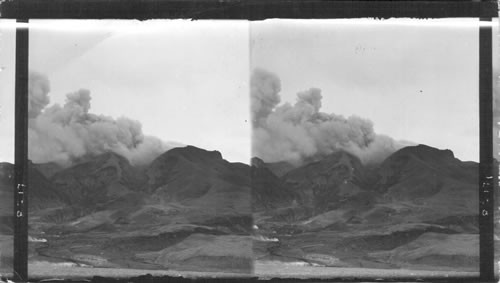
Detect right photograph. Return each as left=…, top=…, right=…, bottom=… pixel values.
left=250, top=18, right=482, bottom=278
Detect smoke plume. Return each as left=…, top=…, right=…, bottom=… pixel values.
left=251, top=68, right=405, bottom=165
left=28, top=71, right=177, bottom=166
left=28, top=72, right=51, bottom=118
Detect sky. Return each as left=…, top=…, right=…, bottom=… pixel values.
left=1, top=20, right=251, bottom=164
left=0, top=18, right=497, bottom=164
left=0, top=20, right=16, bottom=164
left=251, top=18, right=497, bottom=162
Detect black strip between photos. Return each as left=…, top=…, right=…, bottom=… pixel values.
left=9, top=1, right=499, bottom=283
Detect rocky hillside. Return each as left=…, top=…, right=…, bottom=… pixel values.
left=252, top=144, right=479, bottom=271
left=1, top=146, right=255, bottom=273
left=0, top=144, right=482, bottom=272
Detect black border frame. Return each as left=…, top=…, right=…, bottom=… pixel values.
left=479, top=16, right=495, bottom=283
left=2, top=1, right=497, bottom=282
left=0, top=0, right=498, bottom=19
left=13, top=18, right=28, bottom=283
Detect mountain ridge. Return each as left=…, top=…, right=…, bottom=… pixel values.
left=0, top=143, right=483, bottom=272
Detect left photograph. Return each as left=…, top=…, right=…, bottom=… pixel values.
left=0, top=20, right=16, bottom=276
left=24, top=20, right=252, bottom=277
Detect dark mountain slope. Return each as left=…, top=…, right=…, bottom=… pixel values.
left=253, top=144, right=480, bottom=270
left=251, top=157, right=298, bottom=210
left=282, top=151, right=374, bottom=214
left=33, top=162, right=64, bottom=179
left=50, top=152, right=148, bottom=208
left=251, top=157, right=296, bottom=177
left=255, top=145, right=479, bottom=225
left=29, top=162, right=69, bottom=211
left=0, top=163, right=14, bottom=234
left=28, top=146, right=253, bottom=272
left=371, top=145, right=478, bottom=225
left=145, top=146, right=252, bottom=228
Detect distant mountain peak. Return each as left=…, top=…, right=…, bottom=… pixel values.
left=393, top=144, right=455, bottom=162
left=101, top=151, right=133, bottom=164
left=297, top=150, right=364, bottom=172
left=251, top=157, right=265, bottom=167
left=0, top=162, right=13, bottom=169
left=51, top=150, right=142, bottom=187
left=323, top=150, right=360, bottom=163
left=162, top=145, right=223, bottom=162
left=0, top=162, right=14, bottom=184
left=69, top=151, right=131, bottom=168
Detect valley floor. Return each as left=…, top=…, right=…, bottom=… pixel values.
left=27, top=261, right=249, bottom=279
left=23, top=260, right=479, bottom=280
left=253, top=260, right=480, bottom=279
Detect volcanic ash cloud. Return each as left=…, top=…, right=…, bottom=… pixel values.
left=251, top=68, right=406, bottom=165
left=28, top=71, right=176, bottom=166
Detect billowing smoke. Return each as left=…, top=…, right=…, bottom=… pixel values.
left=251, top=68, right=281, bottom=127
left=251, top=68, right=405, bottom=165
left=28, top=71, right=178, bottom=166
left=28, top=72, right=51, bottom=118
